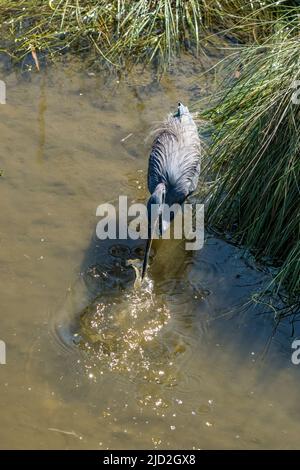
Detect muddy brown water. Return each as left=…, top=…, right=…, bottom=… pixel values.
left=0, top=55, right=300, bottom=450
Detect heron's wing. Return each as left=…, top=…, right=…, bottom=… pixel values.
left=169, top=121, right=201, bottom=200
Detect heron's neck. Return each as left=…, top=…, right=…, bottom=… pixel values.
left=153, top=183, right=166, bottom=203
left=147, top=183, right=166, bottom=219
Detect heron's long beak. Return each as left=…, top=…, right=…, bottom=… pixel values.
left=141, top=236, right=152, bottom=280
left=142, top=200, right=163, bottom=280
left=141, top=213, right=160, bottom=280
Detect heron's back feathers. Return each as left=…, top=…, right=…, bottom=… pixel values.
left=148, top=103, right=201, bottom=204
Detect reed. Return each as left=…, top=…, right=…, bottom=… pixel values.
left=203, top=20, right=300, bottom=309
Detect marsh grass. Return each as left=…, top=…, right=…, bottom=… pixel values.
left=0, top=0, right=295, bottom=69
left=203, top=22, right=300, bottom=309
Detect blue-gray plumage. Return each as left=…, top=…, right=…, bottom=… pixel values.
left=142, top=102, right=201, bottom=279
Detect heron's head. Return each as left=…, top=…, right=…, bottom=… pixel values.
left=177, top=102, right=189, bottom=117
left=148, top=183, right=166, bottom=213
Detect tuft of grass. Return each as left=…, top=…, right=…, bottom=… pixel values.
left=202, top=21, right=300, bottom=309
left=0, top=0, right=296, bottom=69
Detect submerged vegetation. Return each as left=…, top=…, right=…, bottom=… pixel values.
left=0, top=1, right=299, bottom=310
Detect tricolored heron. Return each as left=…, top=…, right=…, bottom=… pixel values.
left=142, top=102, right=201, bottom=279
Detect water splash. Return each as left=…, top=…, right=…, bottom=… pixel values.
left=75, top=270, right=181, bottom=386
